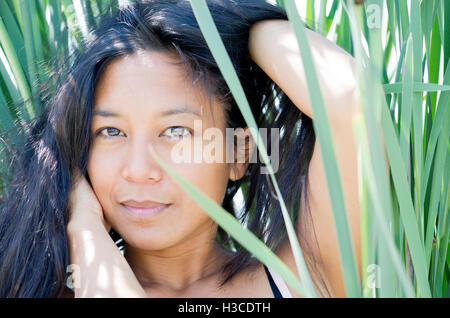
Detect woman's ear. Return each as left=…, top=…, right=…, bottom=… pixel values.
left=229, top=127, right=256, bottom=181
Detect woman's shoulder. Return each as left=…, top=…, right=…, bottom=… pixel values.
left=203, top=261, right=280, bottom=298
left=220, top=261, right=276, bottom=298
left=273, top=233, right=334, bottom=298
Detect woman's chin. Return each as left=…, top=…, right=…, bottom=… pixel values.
left=116, top=228, right=178, bottom=252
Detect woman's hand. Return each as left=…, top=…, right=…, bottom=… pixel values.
left=66, top=170, right=147, bottom=297
left=65, top=170, right=147, bottom=297
left=68, top=169, right=111, bottom=233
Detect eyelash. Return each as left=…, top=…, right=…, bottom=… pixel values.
left=94, top=126, right=193, bottom=140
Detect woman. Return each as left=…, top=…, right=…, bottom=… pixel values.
left=0, top=0, right=361, bottom=297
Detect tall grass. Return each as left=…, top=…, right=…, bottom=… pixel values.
left=0, top=0, right=119, bottom=193
left=0, top=0, right=448, bottom=298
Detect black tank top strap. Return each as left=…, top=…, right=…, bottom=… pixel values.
left=263, top=264, right=283, bottom=298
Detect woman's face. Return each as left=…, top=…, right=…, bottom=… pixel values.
left=87, top=50, right=243, bottom=250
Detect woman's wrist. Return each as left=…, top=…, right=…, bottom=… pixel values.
left=67, top=216, right=147, bottom=297
left=248, top=18, right=359, bottom=122
left=67, top=213, right=110, bottom=238
left=248, top=19, right=288, bottom=59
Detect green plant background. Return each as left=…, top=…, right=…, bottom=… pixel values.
left=0, top=0, right=448, bottom=298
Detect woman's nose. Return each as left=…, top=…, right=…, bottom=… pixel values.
left=122, top=141, right=163, bottom=183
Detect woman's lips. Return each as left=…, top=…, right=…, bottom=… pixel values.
left=121, top=203, right=170, bottom=219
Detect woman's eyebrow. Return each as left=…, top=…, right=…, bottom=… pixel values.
left=92, top=109, right=122, bottom=117
left=160, top=105, right=202, bottom=118
left=92, top=105, right=202, bottom=118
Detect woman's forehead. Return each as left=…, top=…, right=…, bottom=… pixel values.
left=95, top=51, right=196, bottom=96
left=93, top=51, right=225, bottom=124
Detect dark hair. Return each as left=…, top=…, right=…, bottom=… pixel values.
left=0, top=0, right=330, bottom=297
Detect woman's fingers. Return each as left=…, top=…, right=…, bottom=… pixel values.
left=68, top=169, right=111, bottom=232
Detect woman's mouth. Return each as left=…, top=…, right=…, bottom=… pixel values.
left=120, top=200, right=171, bottom=220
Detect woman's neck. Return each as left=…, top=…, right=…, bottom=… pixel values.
left=124, top=239, right=233, bottom=294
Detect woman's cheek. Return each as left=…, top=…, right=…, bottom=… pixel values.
left=177, top=161, right=228, bottom=206
left=87, top=150, right=118, bottom=208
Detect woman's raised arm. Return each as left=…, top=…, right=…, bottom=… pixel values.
left=248, top=19, right=360, bottom=122
left=248, top=19, right=363, bottom=297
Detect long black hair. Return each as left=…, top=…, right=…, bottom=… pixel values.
left=0, top=0, right=330, bottom=297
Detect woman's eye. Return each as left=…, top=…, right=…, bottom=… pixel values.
left=94, top=126, right=191, bottom=140
left=161, top=126, right=192, bottom=140
left=96, top=127, right=125, bottom=138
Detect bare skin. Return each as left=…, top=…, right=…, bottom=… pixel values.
left=248, top=19, right=363, bottom=298
left=67, top=19, right=363, bottom=298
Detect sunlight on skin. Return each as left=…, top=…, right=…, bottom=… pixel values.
left=76, top=230, right=96, bottom=266
left=97, top=262, right=110, bottom=290
left=250, top=20, right=360, bottom=121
